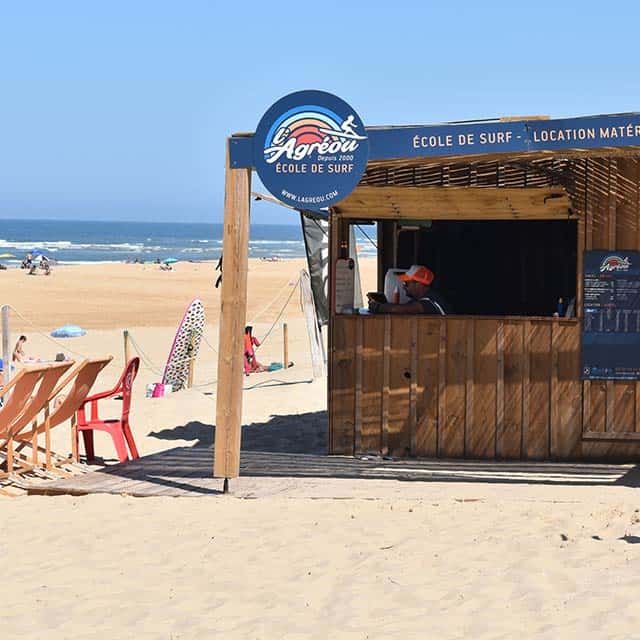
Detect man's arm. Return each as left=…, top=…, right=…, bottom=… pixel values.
left=369, top=300, right=424, bottom=314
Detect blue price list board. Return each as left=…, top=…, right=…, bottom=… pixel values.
left=582, top=251, right=640, bottom=380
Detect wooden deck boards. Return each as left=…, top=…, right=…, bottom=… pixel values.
left=24, top=445, right=640, bottom=498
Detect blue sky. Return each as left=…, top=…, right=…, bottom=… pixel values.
left=2, top=1, right=640, bottom=224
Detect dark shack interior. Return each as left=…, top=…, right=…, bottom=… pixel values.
left=378, top=218, right=577, bottom=317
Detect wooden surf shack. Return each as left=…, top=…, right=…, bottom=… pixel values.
left=217, top=108, right=640, bottom=481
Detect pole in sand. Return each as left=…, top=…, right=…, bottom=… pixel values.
left=1, top=305, right=10, bottom=384
left=123, top=329, right=131, bottom=365
left=283, top=322, right=289, bottom=369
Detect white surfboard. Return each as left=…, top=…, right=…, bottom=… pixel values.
left=162, top=299, right=205, bottom=392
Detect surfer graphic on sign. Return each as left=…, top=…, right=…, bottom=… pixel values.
left=319, top=115, right=367, bottom=140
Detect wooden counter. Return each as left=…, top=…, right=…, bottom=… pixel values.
left=329, top=314, right=640, bottom=461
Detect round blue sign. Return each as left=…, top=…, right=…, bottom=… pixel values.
left=254, top=90, right=369, bottom=210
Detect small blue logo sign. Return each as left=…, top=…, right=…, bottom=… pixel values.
left=254, top=90, right=369, bottom=210
left=600, top=255, right=631, bottom=272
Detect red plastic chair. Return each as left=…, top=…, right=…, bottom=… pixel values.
left=75, top=357, right=140, bottom=463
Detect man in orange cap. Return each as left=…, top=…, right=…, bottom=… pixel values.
left=367, top=265, right=449, bottom=315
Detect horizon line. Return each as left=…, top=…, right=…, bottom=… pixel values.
left=0, top=216, right=300, bottom=226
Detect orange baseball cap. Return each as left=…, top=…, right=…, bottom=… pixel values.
left=398, top=265, right=434, bottom=286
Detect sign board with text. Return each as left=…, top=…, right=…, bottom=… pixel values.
left=230, top=111, right=640, bottom=169
left=252, top=90, right=369, bottom=210
left=582, top=250, right=640, bottom=380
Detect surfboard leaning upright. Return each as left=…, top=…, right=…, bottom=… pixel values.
left=162, top=298, right=205, bottom=392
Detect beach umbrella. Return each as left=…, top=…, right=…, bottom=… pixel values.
left=0, top=253, right=15, bottom=259
left=31, top=249, right=43, bottom=256
left=163, top=257, right=179, bottom=264
left=51, top=324, right=86, bottom=338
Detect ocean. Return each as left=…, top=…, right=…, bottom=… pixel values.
left=0, top=218, right=377, bottom=265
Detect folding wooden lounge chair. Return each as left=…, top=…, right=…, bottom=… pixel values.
left=75, top=357, right=140, bottom=463
left=13, top=356, right=113, bottom=471
left=0, top=361, right=74, bottom=479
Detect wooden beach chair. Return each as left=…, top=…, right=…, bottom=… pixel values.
left=76, top=357, right=140, bottom=463
left=0, top=361, right=74, bottom=479
left=12, top=357, right=113, bottom=471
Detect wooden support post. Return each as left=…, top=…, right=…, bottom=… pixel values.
left=283, top=323, right=289, bottom=369
left=1, top=305, right=10, bottom=385
left=213, top=139, right=251, bottom=480
left=123, top=329, right=131, bottom=365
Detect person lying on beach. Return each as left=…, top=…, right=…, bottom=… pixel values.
left=160, top=263, right=173, bottom=271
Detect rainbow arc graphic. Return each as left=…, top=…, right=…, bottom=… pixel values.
left=264, top=105, right=346, bottom=150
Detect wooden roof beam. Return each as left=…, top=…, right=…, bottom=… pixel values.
left=334, top=185, right=573, bottom=220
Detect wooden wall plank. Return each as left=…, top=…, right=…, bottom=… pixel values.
left=589, top=381, right=607, bottom=433
left=502, top=321, right=523, bottom=458
left=525, top=322, right=551, bottom=459
left=496, top=322, right=505, bottom=458
left=437, top=320, right=447, bottom=457
left=464, top=320, right=475, bottom=455
left=550, top=321, right=559, bottom=457
left=388, top=317, right=412, bottom=456
left=553, top=323, right=583, bottom=459
left=521, top=321, right=531, bottom=457
left=415, top=318, right=441, bottom=456
left=381, top=316, right=391, bottom=455
left=468, top=320, right=498, bottom=458
left=361, top=317, right=385, bottom=454
left=409, top=319, right=418, bottom=455
left=613, top=383, right=635, bottom=433
left=330, top=318, right=356, bottom=455
left=441, top=318, right=466, bottom=457
left=354, top=318, right=363, bottom=454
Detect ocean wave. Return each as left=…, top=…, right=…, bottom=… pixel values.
left=249, top=240, right=303, bottom=245
left=0, top=239, right=147, bottom=252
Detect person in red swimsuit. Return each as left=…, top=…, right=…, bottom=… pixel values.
left=244, top=326, right=266, bottom=375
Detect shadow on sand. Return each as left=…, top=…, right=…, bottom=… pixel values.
left=149, top=410, right=328, bottom=455
left=30, top=411, right=640, bottom=497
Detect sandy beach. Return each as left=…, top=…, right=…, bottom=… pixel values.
left=2, top=259, right=640, bottom=639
